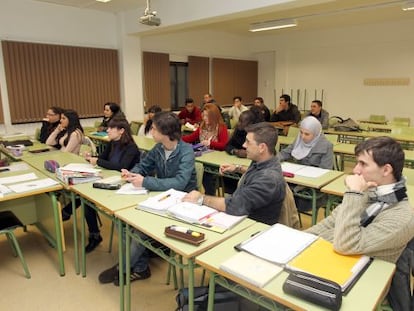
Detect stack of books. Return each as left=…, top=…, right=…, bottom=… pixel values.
left=56, top=163, right=102, bottom=185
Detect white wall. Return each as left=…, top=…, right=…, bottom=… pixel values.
left=251, top=19, right=414, bottom=121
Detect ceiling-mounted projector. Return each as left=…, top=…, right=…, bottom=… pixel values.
left=139, top=14, right=161, bottom=26
left=140, top=0, right=161, bottom=26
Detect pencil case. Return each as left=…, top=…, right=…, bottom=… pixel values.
left=282, top=271, right=342, bottom=311
left=164, top=225, right=205, bottom=245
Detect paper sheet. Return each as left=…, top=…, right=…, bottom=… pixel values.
left=116, top=183, right=148, bottom=195
left=0, top=172, right=38, bottom=185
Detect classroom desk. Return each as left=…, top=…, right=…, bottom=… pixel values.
left=333, top=143, right=414, bottom=171
left=70, top=178, right=151, bottom=277
left=22, top=151, right=96, bottom=274
left=358, top=118, right=388, bottom=125
left=115, top=207, right=256, bottom=311
left=358, top=122, right=393, bottom=133
left=325, top=128, right=414, bottom=149
left=0, top=142, right=57, bottom=161
left=283, top=166, right=344, bottom=225
left=321, top=174, right=414, bottom=213
left=132, top=135, right=157, bottom=152
left=0, top=165, right=65, bottom=275
left=196, top=222, right=396, bottom=311
left=85, top=132, right=109, bottom=154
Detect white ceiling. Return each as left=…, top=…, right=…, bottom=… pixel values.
left=34, top=0, right=414, bottom=35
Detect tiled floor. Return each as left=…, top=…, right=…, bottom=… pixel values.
left=0, top=202, right=317, bottom=311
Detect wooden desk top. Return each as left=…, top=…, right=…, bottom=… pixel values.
left=115, top=206, right=255, bottom=259
left=321, top=174, right=414, bottom=204
left=0, top=164, right=62, bottom=202
left=133, top=135, right=156, bottom=152
left=195, top=150, right=251, bottom=167
left=283, top=166, right=344, bottom=189
left=196, top=223, right=395, bottom=311
left=70, top=182, right=152, bottom=215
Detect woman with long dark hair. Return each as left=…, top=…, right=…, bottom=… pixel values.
left=62, top=117, right=141, bottom=253
left=46, top=109, right=84, bottom=154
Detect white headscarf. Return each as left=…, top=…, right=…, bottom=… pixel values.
left=291, top=116, right=322, bottom=160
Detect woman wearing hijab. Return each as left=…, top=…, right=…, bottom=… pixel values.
left=278, top=116, right=333, bottom=169
left=278, top=116, right=333, bottom=212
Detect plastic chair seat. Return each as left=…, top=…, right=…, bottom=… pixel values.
left=0, top=211, right=31, bottom=278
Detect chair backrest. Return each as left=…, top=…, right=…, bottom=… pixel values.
left=130, top=121, right=142, bottom=135
left=325, top=134, right=339, bottom=144
left=287, top=126, right=300, bottom=138
left=278, top=184, right=300, bottom=229
left=195, top=162, right=204, bottom=192
left=369, top=114, right=386, bottom=123
left=387, top=237, right=414, bottom=311
left=81, top=136, right=97, bottom=156
left=392, top=117, right=410, bottom=127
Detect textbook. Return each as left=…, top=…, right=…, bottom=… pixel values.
left=220, top=251, right=283, bottom=288
left=235, top=223, right=318, bottom=265
left=137, top=189, right=246, bottom=232
left=286, top=238, right=372, bottom=294
left=56, top=163, right=102, bottom=185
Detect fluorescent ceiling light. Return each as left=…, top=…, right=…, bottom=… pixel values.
left=96, top=0, right=111, bottom=3
left=249, top=18, right=297, bottom=32
left=402, top=1, right=414, bottom=11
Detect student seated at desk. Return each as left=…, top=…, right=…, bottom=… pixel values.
left=270, top=94, right=301, bottom=124
left=182, top=103, right=229, bottom=195
left=278, top=116, right=333, bottom=211
left=177, top=98, right=201, bottom=126
left=46, top=109, right=84, bottom=154
left=97, top=102, right=125, bottom=132
left=61, top=118, right=141, bottom=253
left=224, top=107, right=263, bottom=194
left=98, top=112, right=197, bottom=286
left=228, top=96, right=248, bottom=122
left=137, top=105, right=162, bottom=138
left=307, top=137, right=414, bottom=284
left=184, top=122, right=285, bottom=225
left=305, top=100, right=329, bottom=129
left=39, top=106, right=63, bottom=143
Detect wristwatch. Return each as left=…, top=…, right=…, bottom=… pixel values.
left=197, top=195, right=204, bottom=205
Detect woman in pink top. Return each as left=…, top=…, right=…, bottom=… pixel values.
left=46, top=109, right=84, bottom=154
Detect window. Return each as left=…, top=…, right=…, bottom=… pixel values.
left=170, top=62, right=188, bottom=110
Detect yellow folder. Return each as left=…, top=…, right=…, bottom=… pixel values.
left=287, top=239, right=371, bottom=292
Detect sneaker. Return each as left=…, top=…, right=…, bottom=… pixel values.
left=113, top=267, right=151, bottom=286
left=85, top=235, right=103, bottom=253
left=99, top=264, right=119, bottom=284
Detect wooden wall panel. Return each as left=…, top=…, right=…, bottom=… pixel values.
left=188, top=56, right=209, bottom=104
left=212, top=58, right=258, bottom=107
left=2, top=40, right=120, bottom=124
left=142, top=51, right=170, bottom=111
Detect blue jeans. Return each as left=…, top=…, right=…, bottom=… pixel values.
left=122, top=229, right=149, bottom=273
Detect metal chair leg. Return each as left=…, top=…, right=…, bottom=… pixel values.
left=6, top=231, right=31, bottom=278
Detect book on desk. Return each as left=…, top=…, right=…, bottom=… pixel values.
left=286, top=238, right=372, bottom=294
left=55, top=163, right=102, bottom=185
left=221, top=224, right=371, bottom=292
left=137, top=189, right=246, bottom=232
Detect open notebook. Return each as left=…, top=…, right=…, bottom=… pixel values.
left=137, top=189, right=246, bottom=232
left=235, top=223, right=318, bottom=265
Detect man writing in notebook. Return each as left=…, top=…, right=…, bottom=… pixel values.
left=99, top=112, right=197, bottom=285
left=307, top=136, right=414, bottom=263
left=183, top=122, right=286, bottom=225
